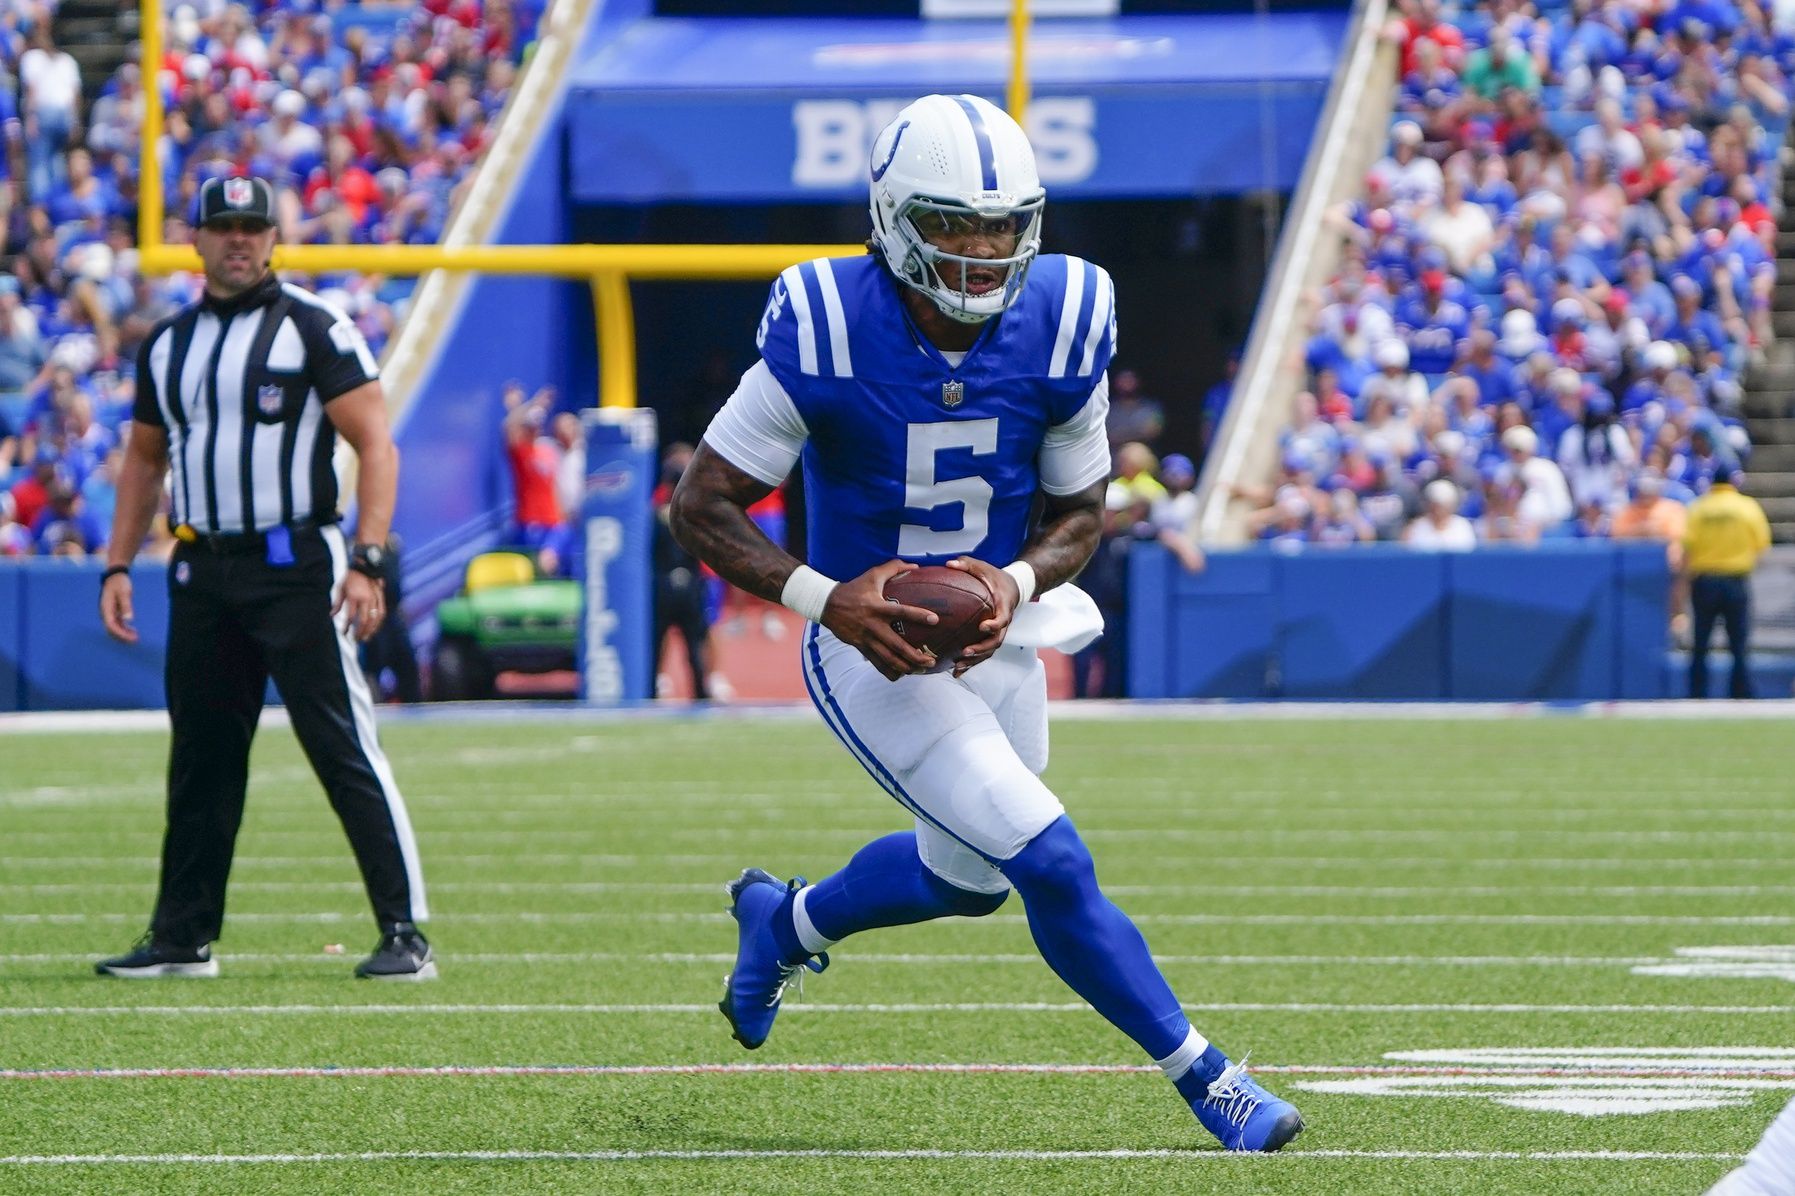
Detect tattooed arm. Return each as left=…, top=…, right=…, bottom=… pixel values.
left=1017, top=479, right=1106, bottom=592
left=667, top=444, right=792, bottom=603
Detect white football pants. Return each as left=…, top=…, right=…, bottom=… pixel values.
left=800, top=624, right=1065, bottom=894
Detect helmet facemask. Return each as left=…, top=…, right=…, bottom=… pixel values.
left=888, top=196, right=1044, bottom=324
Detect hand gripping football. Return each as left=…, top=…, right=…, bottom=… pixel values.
left=882, top=565, right=994, bottom=673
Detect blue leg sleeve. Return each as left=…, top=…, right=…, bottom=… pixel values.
left=999, top=814, right=1192, bottom=1060
left=800, top=831, right=1007, bottom=945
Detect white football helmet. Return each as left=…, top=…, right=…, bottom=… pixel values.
left=868, top=94, right=1045, bottom=324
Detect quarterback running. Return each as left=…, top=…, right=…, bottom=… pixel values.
left=670, top=93, right=1303, bottom=1153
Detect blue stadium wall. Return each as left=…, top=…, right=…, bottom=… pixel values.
left=1127, top=541, right=1676, bottom=701
left=13, top=543, right=1784, bottom=710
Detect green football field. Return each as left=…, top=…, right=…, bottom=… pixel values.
left=2, top=710, right=1791, bottom=1194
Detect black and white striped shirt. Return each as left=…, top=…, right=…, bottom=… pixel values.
left=132, top=274, right=381, bottom=535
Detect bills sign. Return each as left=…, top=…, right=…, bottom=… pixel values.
left=580, top=408, right=657, bottom=704
left=792, top=97, right=1098, bottom=188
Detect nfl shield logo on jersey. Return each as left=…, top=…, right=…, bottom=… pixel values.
left=941, top=380, right=965, bottom=408
left=257, top=385, right=284, bottom=416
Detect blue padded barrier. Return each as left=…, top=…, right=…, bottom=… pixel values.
left=0, top=565, right=20, bottom=712
left=1129, top=548, right=1277, bottom=698
left=1277, top=549, right=1450, bottom=698
left=1614, top=541, right=1672, bottom=698
left=1128, top=541, right=1669, bottom=701
left=18, top=559, right=169, bottom=710
left=1445, top=545, right=1617, bottom=699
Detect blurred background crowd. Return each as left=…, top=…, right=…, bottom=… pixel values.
left=0, top=0, right=1789, bottom=701
left=0, top=0, right=540, bottom=559
left=1243, top=0, right=1791, bottom=548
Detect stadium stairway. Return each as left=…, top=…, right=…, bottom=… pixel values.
left=1749, top=126, right=1795, bottom=542
left=53, top=0, right=135, bottom=105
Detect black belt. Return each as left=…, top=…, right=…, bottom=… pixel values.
left=176, top=518, right=336, bottom=555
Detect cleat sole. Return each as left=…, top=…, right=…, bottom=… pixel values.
left=357, top=960, right=438, bottom=981
left=718, top=976, right=765, bottom=1050
left=95, top=959, right=219, bottom=979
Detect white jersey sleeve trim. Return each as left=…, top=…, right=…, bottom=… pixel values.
left=1039, top=373, right=1111, bottom=496
left=701, top=359, right=808, bottom=487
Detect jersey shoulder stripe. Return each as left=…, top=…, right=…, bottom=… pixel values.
left=776, top=264, right=817, bottom=376
left=1041, top=256, right=1114, bottom=379
left=1046, top=256, right=1087, bottom=379
left=811, top=258, right=853, bottom=379
left=1078, top=262, right=1115, bottom=377
left=763, top=257, right=861, bottom=385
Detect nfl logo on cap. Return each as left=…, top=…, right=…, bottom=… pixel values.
left=941, top=380, right=965, bottom=408
left=224, top=178, right=255, bottom=208
left=258, top=385, right=283, bottom=416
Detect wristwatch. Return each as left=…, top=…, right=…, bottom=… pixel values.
left=350, top=542, right=389, bottom=581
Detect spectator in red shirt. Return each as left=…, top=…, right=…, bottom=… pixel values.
left=1387, top=0, right=1466, bottom=77
left=502, top=382, right=571, bottom=574
left=9, top=446, right=61, bottom=529
left=1548, top=297, right=1592, bottom=370
left=304, top=134, right=380, bottom=227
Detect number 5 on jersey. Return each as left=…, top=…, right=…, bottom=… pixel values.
left=899, top=419, right=998, bottom=557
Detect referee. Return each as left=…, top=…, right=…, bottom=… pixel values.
left=95, top=176, right=433, bottom=980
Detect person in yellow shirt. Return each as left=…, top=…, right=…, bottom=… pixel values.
left=1683, top=467, right=1772, bottom=698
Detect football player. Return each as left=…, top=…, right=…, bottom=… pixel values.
left=670, top=93, right=1303, bottom=1153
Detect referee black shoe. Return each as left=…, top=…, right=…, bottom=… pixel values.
left=354, top=923, right=437, bottom=981
left=95, top=934, right=219, bottom=978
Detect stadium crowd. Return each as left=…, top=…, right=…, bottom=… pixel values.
left=1253, top=0, right=1792, bottom=547
left=5, top=0, right=1791, bottom=564
left=0, top=0, right=539, bottom=557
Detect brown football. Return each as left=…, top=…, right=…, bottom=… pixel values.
left=883, top=565, right=995, bottom=673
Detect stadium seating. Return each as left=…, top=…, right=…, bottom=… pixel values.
left=0, top=0, right=539, bottom=558
left=1257, top=0, right=1791, bottom=547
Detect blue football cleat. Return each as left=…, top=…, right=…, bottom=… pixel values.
left=719, top=867, right=827, bottom=1050
left=1183, top=1050, right=1305, bottom=1152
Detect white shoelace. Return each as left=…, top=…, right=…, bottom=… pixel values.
left=1203, top=1053, right=1263, bottom=1132
left=766, top=961, right=809, bottom=1007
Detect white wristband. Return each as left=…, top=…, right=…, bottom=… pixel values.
left=781, top=564, right=839, bottom=624
left=1003, top=561, right=1038, bottom=605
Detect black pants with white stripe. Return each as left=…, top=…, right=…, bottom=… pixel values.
left=151, top=524, right=427, bottom=947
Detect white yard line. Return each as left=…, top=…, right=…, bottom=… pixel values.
left=0, top=1148, right=1742, bottom=1165
left=0, top=1002, right=1787, bottom=1017
left=4, top=1062, right=1790, bottom=1082
left=0, top=952, right=1676, bottom=967
left=10, top=912, right=1795, bottom=925
left=7, top=881, right=1788, bottom=898
left=7, top=854, right=1790, bottom=871
left=15, top=826, right=1793, bottom=844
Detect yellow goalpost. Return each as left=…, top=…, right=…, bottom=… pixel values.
left=134, top=0, right=1033, bottom=409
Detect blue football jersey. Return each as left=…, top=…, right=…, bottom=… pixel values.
left=756, top=254, right=1114, bottom=580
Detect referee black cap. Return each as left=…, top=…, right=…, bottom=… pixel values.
left=196, top=176, right=276, bottom=229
